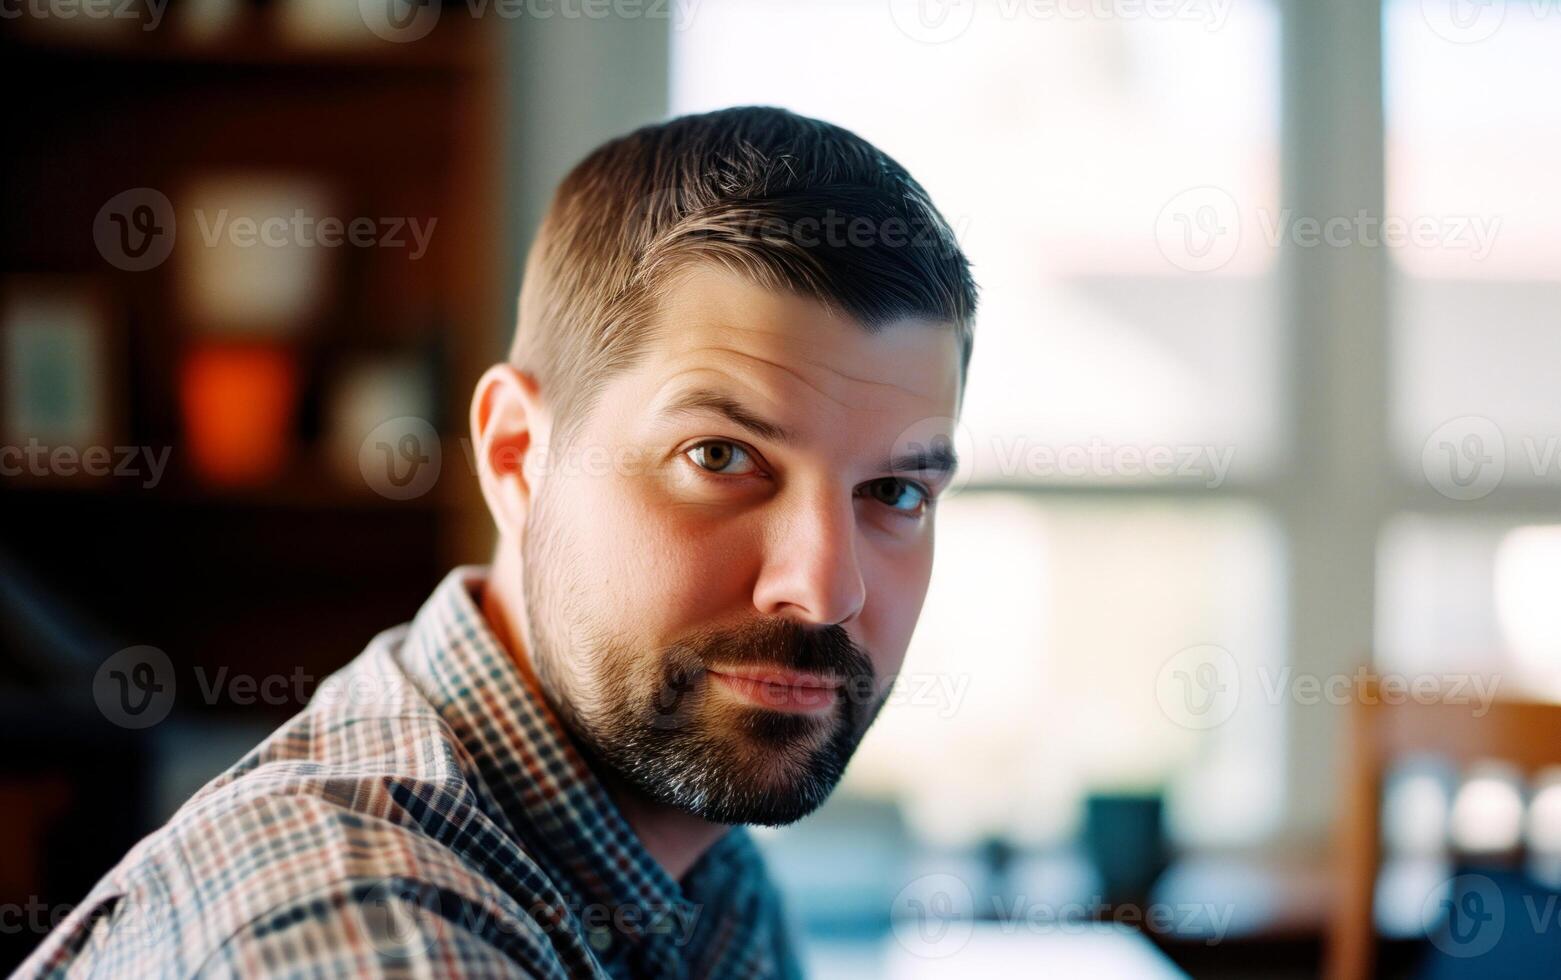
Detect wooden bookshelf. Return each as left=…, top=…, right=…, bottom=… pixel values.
left=0, top=16, right=504, bottom=706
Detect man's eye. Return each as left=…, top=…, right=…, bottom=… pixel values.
left=685, top=440, right=759, bottom=476
left=862, top=478, right=929, bottom=515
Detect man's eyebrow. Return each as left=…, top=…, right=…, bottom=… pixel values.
left=655, top=388, right=794, bottom=445
left=655, top=385, right=960, bottom=477
left=884, top=441, right=960, bottom=478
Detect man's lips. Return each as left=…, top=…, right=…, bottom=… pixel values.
left=705, top=666, right=843, bottom=714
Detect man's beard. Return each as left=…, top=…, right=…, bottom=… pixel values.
left=520, top=494, right=889, bottom=826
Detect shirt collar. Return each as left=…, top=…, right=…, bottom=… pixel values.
left=394, top=565, right=699, bottom=945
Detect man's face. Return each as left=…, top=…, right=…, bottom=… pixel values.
left=520, top=266, right=962, bottom=826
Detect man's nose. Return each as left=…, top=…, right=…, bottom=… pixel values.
left=751, top=489, right=867, bottom=627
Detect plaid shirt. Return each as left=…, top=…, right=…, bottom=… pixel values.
left=21, top=567, right=802, bottom=979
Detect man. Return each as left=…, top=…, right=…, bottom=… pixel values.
left=23, top=106, right=976, bottom=979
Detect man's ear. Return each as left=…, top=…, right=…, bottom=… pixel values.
left=470, top=363, right=549, bottom=539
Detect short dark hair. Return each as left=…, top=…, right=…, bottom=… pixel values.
left=512, top=105, right=978, bottom=437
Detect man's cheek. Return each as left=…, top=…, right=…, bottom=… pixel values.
left=637, top=505, right=758, bottom=608
left=864, top=559, right=931, bottom=649
left=580, top=520, right=705, bottom=635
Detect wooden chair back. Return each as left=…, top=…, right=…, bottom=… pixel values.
left=1327, top=678, right=1561, bottom=979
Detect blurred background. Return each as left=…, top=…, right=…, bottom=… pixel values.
left=4, top=1, right=1561, bottom=977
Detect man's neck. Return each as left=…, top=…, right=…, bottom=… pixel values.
left=478, top=555, right=728, bottom=882
left=593, top=767, right=730, bottom=883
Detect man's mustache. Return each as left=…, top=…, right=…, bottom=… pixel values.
left=645, top=619, right=884, bottom=731
left=672, top=618, right=874, bottom=686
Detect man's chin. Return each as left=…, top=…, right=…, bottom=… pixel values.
left=610, top=720, right=854, bottom=826
left=637, top=762, right=844, bottom=827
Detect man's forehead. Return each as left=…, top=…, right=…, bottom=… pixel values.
left=642, top=266, right=963, bottom=413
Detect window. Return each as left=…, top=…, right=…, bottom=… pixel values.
left=673, top=0, right=1285, bottom=849
left=1381, top=0, right=1561, bottom=692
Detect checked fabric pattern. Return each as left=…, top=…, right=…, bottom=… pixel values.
left=20, top=567, right=801, bottom=979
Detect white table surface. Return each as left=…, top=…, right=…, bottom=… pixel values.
left=808, top=923, right=1190, bottom=979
